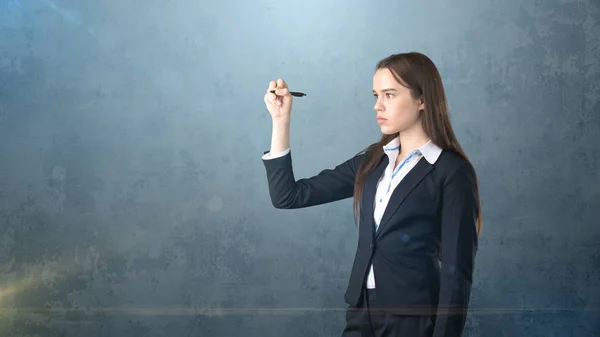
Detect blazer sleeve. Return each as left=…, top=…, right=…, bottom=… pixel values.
left=261, top=149, right=365, bottom=209
left=433, top=162, right=479, bottom=337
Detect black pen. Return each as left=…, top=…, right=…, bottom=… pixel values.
left=269, top=90, right=306, bottom=97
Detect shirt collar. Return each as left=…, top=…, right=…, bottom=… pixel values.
left=382, top=136, right=442, bottom=164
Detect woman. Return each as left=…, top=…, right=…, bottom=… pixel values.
left=261, top=52, right=482, bottom=337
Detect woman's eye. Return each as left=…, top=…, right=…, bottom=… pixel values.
left=386, top=93, right=393, bottom=98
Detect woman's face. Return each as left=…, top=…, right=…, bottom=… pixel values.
left=372, top=68, right=424, bottom=135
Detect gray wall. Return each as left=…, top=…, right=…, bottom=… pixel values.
left=1, top=0, right=598, bottom=336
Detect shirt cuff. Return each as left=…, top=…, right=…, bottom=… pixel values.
left=262, top=148, right=290, bottom=160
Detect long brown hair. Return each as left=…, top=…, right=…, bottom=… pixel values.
left=352, top=52, right=482, bottom=235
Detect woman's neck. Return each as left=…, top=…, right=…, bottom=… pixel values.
left=398, top=126, right=430, bottom=158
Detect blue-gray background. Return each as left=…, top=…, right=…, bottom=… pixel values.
left=1, top=0, right=598, bottom=336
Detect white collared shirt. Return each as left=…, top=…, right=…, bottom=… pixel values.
left=366, top=136, right=442, bottom=288
left=262, top=137, right=443, bottom=289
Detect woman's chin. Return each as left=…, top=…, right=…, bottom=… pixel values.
left=379, top=125, right=399, bottom=135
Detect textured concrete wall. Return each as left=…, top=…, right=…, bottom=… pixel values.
left=1, top=0, right=598, bottom=336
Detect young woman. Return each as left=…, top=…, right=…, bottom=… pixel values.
left=261, top=52, right=482, bottom=337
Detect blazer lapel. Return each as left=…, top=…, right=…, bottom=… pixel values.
left=375, top=158, right=433, bottom=238
left=361, top=155, right=388, bottom=229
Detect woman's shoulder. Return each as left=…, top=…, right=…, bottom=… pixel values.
left=435, top=149, right=476, bottom=176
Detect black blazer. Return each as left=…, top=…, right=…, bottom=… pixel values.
left=262, top=147, right=479, bottom=337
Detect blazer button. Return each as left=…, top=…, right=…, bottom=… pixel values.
left=369, top=244, right=373, bottom=248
